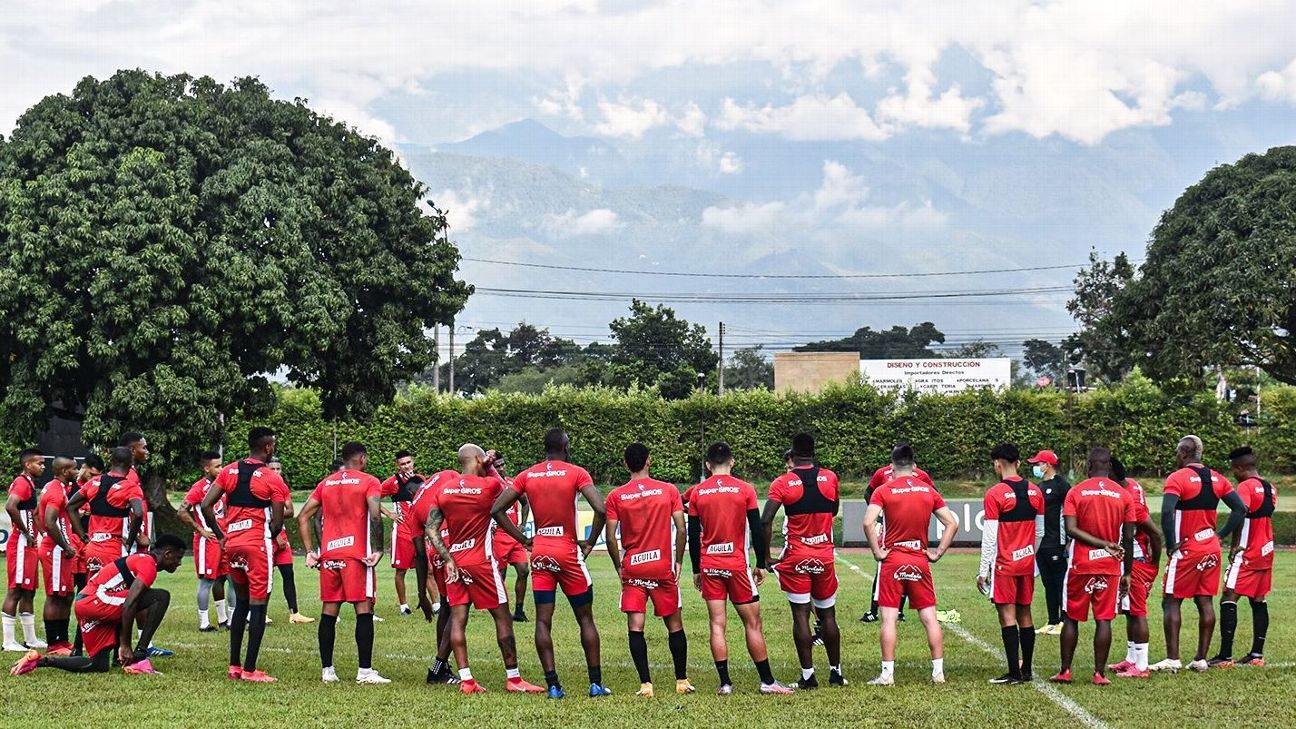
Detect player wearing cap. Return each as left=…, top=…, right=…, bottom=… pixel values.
left=179, top=451, right=229, bottom=632
left=604, top=443, right=692, bottom=698
left=491, top=428, right=611, bottom=699
left=1107, top=457, right=1163, bottom=678
left=427, top=444, right=544, bottom=695
left=864, top=444, right=959, bottom=686
left=3, top=448, right=47, bottom=652
left=977, top=443, right=1045, bottom=684
left=859, top=449, right=933, bottom=624
left=1050, top=447, right=1135, bottom=686
left=297, top=441, right=390, bottom=684
left=37, top=457, right=81, bottom=655
left=762, top=433, right=844, bottom=690
left=1151, top=436, right=1246, bottom=673
left=1027, top=449, right=1070, bottom=635
left=1210, top=446, right=1276, bottom=667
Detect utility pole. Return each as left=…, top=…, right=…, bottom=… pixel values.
left=717, top=321, right=725, bottom=395
left=432, top=325, right=441, bottom=392
left=448, top=321, right=456, bottom=396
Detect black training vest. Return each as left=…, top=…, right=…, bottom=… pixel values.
left=90, top=474, right=131, bottom=517
left=227, top=460, right=271, bottom=508
left=1176, top=466, right=1220, bottom=511
left=1246, top=479, right=1275, bottom=519
left=14, top=474, right=37, bottom=510
left=112, top=556, right=136, bottom=588
left=783, top=466, right=839, bottom=516
left=998, top=478, right=1037, bottom=523
left=392, top=473, right=424, bottom=503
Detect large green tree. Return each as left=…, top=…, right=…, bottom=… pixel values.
left=795, top=322, right=945, bottom=358
left=0, top=71, right=470, bottom=515
left=443, top=322, right=583, bottom=393
left=584, top=300, right=717, bottom=399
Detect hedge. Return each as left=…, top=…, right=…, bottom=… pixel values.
left=226, top=370, right=1261, bottom=490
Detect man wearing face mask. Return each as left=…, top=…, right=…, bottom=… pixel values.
left=1029, top=450, right=1069, bottom=636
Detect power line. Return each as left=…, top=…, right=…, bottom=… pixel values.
left=462, top=257, right=1112, bottom=280
left=472, top=285, right=1071, bottom=304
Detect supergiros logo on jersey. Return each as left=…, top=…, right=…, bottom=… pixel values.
left=706, top=542, right=734, bottom=555
left=326, top=536, right=354, bottom=551
left=629, top=549, right=661, bottom=566
left=795, top=558, right=826, bottom=574
left=894, top=564, right=923, bottom=582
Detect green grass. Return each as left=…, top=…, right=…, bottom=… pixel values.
left=4, top=552, right=1292, bottom=727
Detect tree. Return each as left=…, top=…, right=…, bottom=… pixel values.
left=1022, top=339, right=1067, bottom=381
left=586, top=300, right=717, bottom=398
left=1066, top=250, right=1136, bottom=381
left=725, top=346, right=774, bottom=389
left=0, top=71, right=470, bottom=522
left=796, top=322, right=946, bottom=358
left=944, top=339, right=1002, bottom=358
left=438, top=322, right=584, bottom=393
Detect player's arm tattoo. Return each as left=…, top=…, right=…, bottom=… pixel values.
left=367, top=495, right=383, bottom=554
left=426, top=509, right=453, bottom=563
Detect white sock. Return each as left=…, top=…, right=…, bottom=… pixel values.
left=1135, top=643, right=1149, bottom=671
left=357, top=667, right=371, bottom=676
left=215, top=600, right=228, bottom=624
left=801, top=667, right=815, bottom=680
left=459, top=667, right=473, bottom=681
left=19, top=613, right=37, bottom=643
left=400, top=603, right=409, bottom=612
left=2, top=613, right=16, bottom=644
left=880, top=660, right=895, bottom=677
left=932, top=658, right=944, bottom=674
left=1126, top=640, right=1136, bottom=664
left=506, top=667, right=521, bottom=679
left=199, top=609, right=210, bottom=628
left=830, top=664, right=841, bottom=674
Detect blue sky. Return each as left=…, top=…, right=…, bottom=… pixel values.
left=5, top=1, right=1296, bottom=355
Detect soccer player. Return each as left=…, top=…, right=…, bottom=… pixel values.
left=1028, top=449, right=1070, bottom=635
left=859, top=448, right=933, bottom=624
left=179, top=451, right=229, bottom=631
left=762, top=432, right=843, bottom=689
left=297, top=441, right=390, bottom=684
left=491, top=428, right=611, bottom=699
left=9, top=534, right=186, bottom=676
left=201, top=426, right=290, bottom=683
left=118, top=433, right=153, bottom=550
left=1152, top=436, right=1246, bottom=673
left=266, top=458, right=311, bottom=625
left=1049, top=447, right=1134, bottom=686
left=977, top=443, right=1044, bottom=684
left=428, top=444, right=544, bottom=695
left=1211, top=446, right=1276, bottom=667
left=3, top=448, right=46, bottom=652
left=604, top=443, right=692, bottom=698
left=68, top=454, right=102, bottom=655
left=66, top=447, right=145, bottom=579
left=408, top=468, right=460, bottom=684
left=380, top=450, right=425, bottom=617
left=37, top=457, right=81, bottom=655
left=1107, top=456, right=1162, bottom=678
left=864, top=444, right=959, bottom=686
left=491, top=453, right=531, bottom=624
left=689, top=442, right=792, bottom=695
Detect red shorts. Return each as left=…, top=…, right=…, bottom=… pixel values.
left=5, top=535, right=38, bottom=591
left=878, top=556, right=936, bottom=611
left=425, top=544, right=449, bottom=596
left=390, top=528, right=416, bottom=570
left=493, top=534, right=527, bottom=567
left=75, top=596, right=123, bottom=657
left=446, top=559, right=507, bottom=610
left=67, top=534, right=86, bottom=576
left=530, top=543, right=593, bottom=597
left=620, top=575, right=681, bottom=617
left=1225, top=554, right=1271, bottom=600
left=774, top=554, right=838, bottom=608
left=700, top=567, right=761, bottom=604
left=83, top=538, right=128, bottom=577
left=226, top=539, right=275, bottom=600
left=39, top=540, right=74, bottom=596
left=193, top=535, right=226, bottom=579
left=1164, top=549, right=1222, bottom=599
left=991, top=571, right=1034, bottom=606
left=1066, top=572, right=1119, bottom=622
left=320, top=558, right=376, bottom=603
left=273, top=534, right=293, bottom=567
left=1122, top=561, right=1158, bottom=617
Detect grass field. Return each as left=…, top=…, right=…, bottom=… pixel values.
left=4, top=551, right=1292, bottom=728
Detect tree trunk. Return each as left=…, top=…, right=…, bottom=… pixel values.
left=144, top=470, right=186, bottom=538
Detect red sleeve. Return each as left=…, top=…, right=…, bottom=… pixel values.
left=11, top=478, right=32, bottom=500
left=917, top=468, right=934, bottom=487
left=488, top=476, right=504, bottom=501
left=379, top=476, right=398, bottom=497
left=365, top=475, right=382, bottom=499
left=744, top=484, right=758, bottom=510
left=1032, top=489, right=1045, bottom=516
left=1213, top=472, right=1234, bottom=498
left=932, top=490, right=946, bottom=511
left=604, top=489, right=620, bottom=521
left=511, top=470, right=529, bottom=495
left=867, top=469, right=886, bottom=489
left=670, top=487, right=683, bottom=512
left=767, top=475, right=787, bottom=504
left=215, top=465, right=235, bottom=494
left=135, top=557, right=159, bottom=587
left=310, top=483, right=324, bottom=504
left=1062, top=488, right=1079, bottom=517
left=574, top=467, right=594, bottom=490
left=108, top=482, right=144, bottom=508
left=982, top=487, right=1001, bottom=519
left=868, top=485, right=887, bottom=507
left=1123, top=488, right=1138, bottom=521
left=269, top=473, right=291, bottom=503
left=1163, top=471, right=1184, bottom=498
left=183, top=480, right=205, bottom=506
left=687, top=497, right=698, bottom=517
left=123, top=469, right=141, bottom=490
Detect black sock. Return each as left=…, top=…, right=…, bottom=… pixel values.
left=755, top=658, right=775, bottom=685
left=243, top=605, right=267, bottom=672
left=279, top=565, right=299, bottom=613
left=1001, top=626, right=1021, bottom=678
left=628, top=631, right=650, bottom=683
left=318, top=614, right=337, bottom=668
left=1220, top=601, right=1237, bottom=657
left=668, top=629, right=688, bottom=680
left=1020, top=627, right=1035, bottom=675
left=544, top=669, right=561, bottom=689
left=44, top=620, right=60, bottom=645
left=1251, top=600, right=1269, bottom=656
left=229, top=603, right=249, bottom=667
left=588, top=663, right=602, bottom=685
left=58, top=618, right=70, bottom=645
left=715, top=659, right=732, bottom=686
left=356, top=613, right=374, bottom=670
left=430, top=657, right=446, bottom=675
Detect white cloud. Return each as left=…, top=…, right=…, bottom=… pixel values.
left=534, top=74, right=587, bottom=121
left=432, top=188, right=489, bottom=233
left=591, top=97, right=670, bottom=139
left=541, top=208, right=622, bottom=237
left=695, top=142, right=744, bottom=175
left=701, top=201, right=786, bottom=234
left=718, top=153, right=744, bottom=175
left=676, top=102, right=708, bottom=137
left=1257, top=59, right=1296, bottom=102
left=876, top=65, right=984, bottom=133
left=717, top=93, right=888, bottom=141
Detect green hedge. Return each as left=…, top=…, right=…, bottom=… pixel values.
left=226, top=371, right=1260, bottom=490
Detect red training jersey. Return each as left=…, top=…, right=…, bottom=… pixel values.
left=1063, top=477, right=1136, bottom=575
left=406, top=470, right=457, bottom=536
left=768, top=466, right=839, bottom=559
left=868, top=465, right=933, bottom=491
left=428, top=473, right=504, bottom=566
left=511, top=460, right=594, bottom=546
left=688, top=475, right=759, bottom=572
left=213, top=458, right=291, bottom=549
left=869, top=476, right=946, bottom=555
left=1124, top=478, right=1153, bottom=561
left=1236, top=476, right=1277, bottom=569
left=982, top=477, right=1044, bottom=577
left=182, top=477, right=225, bottom=531
left=606, top=477, right=683, bottom=580
left=311, top=469, right=382, bottom=561
left=1164, top=464, right=1233, bottom=556
left=7, top=474, right=39, bottom=539
left=82, top=473, right=144, bottom=546
left=80, top=552, right=159, bottom=607
left=38, top=480, right=74, bottom=544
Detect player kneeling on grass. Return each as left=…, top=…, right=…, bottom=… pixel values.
left=11, top=534, right=185, bottom=676
left=297, top=441, right=390, bottom=685
left=863, top=444, right=959, bottom=686
left=428, top=444, right=544, bottom=695
left=604, top=443, right=693, bottom=698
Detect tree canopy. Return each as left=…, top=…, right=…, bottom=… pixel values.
left=796, top=322, right=945, bottom=358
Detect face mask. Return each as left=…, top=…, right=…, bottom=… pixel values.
left=1032, top=465, right=1046, bottom=479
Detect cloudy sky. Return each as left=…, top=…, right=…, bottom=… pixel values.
left=6, top=1, right=1296, bottom=355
